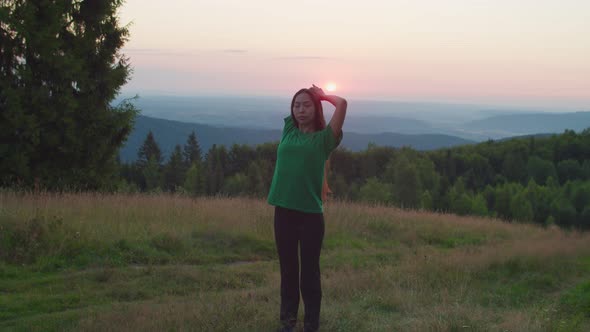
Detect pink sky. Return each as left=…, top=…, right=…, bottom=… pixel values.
left=119, top=0, right=590, bottom=109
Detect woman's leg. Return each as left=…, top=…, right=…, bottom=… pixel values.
left=274, top=206, right=300, bottom=328
left=299, top=213, right=325, bottom=332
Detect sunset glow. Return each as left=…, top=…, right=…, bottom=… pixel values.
left=118, top=0, right=590, bottom=108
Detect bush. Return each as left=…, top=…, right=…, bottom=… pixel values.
left=150, top=233, right=185, bottom=254
left=0, top=215, right=90, bottom=267
left=1, top=216, right=47, bottom=264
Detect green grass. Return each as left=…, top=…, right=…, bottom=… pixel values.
left=561, top=280, right=590, bottom=316
left=1, top=191, right=589, bottom=331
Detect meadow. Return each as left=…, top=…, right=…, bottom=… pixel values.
left=1, top=191, right=589, bottom=331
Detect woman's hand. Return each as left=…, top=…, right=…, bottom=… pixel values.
left=309, top=84, right=326, bottom=100
left=309, top=84, right=347, bottom=139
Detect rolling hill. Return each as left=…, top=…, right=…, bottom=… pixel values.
left=462, top=112, right=590, bottom=138
left=119, top=115, right=475, bottom=162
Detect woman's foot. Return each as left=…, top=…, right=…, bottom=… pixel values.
left=303, top=323, right=319, bottom=332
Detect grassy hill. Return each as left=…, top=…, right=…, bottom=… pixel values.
left=1, top=191, right=589, bottom=331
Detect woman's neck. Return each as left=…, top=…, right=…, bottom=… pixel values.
left=299, top=123, right=315, bottom=134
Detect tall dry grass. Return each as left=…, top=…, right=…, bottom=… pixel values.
left=1, top=191, right=274, bottom=242
left=1, top=191, right=589, bottom=331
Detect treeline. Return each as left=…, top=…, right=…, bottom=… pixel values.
left=119, top=131, right=277, bottom=197
left=120, top=128, right=590, bottom=230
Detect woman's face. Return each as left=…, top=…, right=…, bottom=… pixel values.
left=292, top=92, right=316, bottom=128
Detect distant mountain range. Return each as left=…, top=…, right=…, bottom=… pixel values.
left=117, top=96, right=589, bottom=162
left=118, top=95, right=588, bottom=143
left=119, top=115, right=475, bottom=162
left=346, top=112, right=590, bottom=140
left=460, top=112, right=590, bottom=138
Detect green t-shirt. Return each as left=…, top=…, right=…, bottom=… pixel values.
left=267, top=116, right=342, bottom=213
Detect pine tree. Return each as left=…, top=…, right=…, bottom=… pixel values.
left=137, top=131, right=162, bottom=169
left=163, top=144, right=186, bottom=192
left=184, top=162, right=206, bottom=196
left=183, top=131, right=202, bottom=167
left=247, top=161, right=266, bottom=196
left=0, top=0, right=137, bottom=189
left=228, top=144, right=255, bottom=176
left=205, top=144, right=226, bottom=194
left=143, top=156, right=161, bottom=191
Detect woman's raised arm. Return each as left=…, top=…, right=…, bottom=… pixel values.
left=309, top=84, right=347, bottom=138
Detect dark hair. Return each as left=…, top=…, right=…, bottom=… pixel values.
left=289, top=88, right=333, bottom=201
left=290, top=88, right=326, bottom=131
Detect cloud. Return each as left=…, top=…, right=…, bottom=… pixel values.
left=274, top=56, right=331, bottom=60
left=122, top=48, right=198, bottom=57
left=123, top=48, right=250, bottom=57
left=222, top=49, right=248, bottom=54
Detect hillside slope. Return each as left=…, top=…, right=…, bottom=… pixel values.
left=463, top=111, right=590, bottom=138
left=120, top=115, right=475, bottom=161
left=1, top=192, right=589, bottom=331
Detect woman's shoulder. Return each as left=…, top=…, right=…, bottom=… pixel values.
left=281, top=115, right=296, bottom=137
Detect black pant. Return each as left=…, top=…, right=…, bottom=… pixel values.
left=274, top=206, right=325, bottom=331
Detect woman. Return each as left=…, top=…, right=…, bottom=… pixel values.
left=267, top=84, right=347, bottom=332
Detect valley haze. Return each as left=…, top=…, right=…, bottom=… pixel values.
left=117, top=95, right=589, bottom=161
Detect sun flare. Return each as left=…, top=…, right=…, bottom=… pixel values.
left=325, top=83, right=337, bottom=92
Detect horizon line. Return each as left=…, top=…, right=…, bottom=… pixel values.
left=116, top=91, right=589, bottom=112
